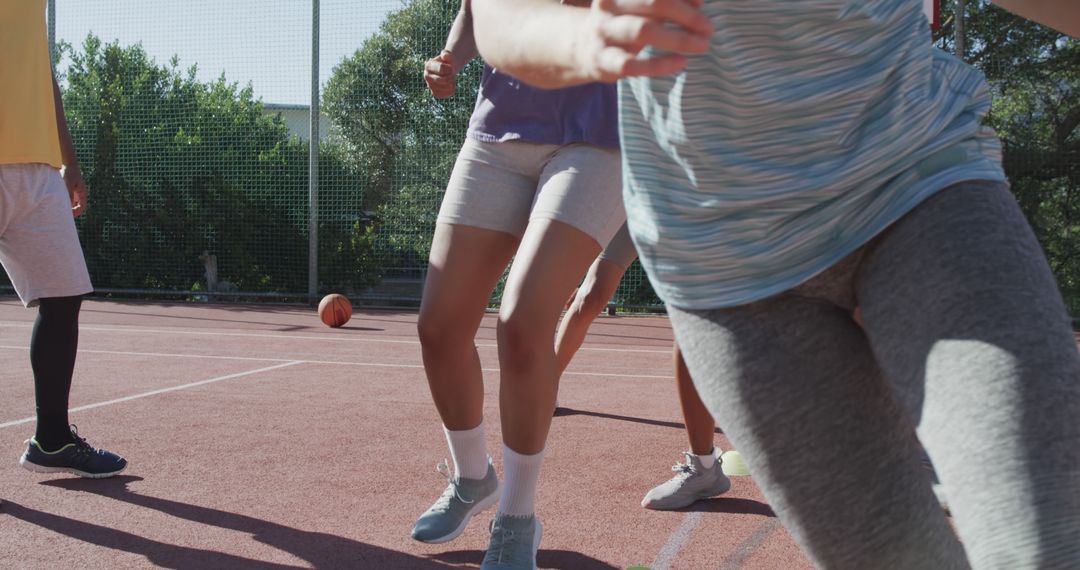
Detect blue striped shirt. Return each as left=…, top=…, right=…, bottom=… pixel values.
left=619, top=0, right=1005, bottom=309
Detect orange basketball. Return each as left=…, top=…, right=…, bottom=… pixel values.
left=318, top=294, right=352, bottom=328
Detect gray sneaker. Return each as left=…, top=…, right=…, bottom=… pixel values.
left=641, top=451, right=732, bottom=510
left=481, top=513, right=543, bottom=570
left=411, top=459, right=500, bottom=544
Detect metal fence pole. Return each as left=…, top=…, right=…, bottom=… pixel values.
left=954, top=0, right=966, bottom=58
left=47, top=0, right=56, bottom=61
left=308, top=0, right=320, bottom=303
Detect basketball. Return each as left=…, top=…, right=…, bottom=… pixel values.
left=318, top=294, right=352, bottom=328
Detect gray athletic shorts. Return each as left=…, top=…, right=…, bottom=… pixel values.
left=437, top=137, right=626, bottom=247
left=0, top=163, right=93, bottom=307
left=598, top=223, right=638, bottom=269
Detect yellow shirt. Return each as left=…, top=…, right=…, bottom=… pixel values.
left=0, top=0, right=62, bottom=168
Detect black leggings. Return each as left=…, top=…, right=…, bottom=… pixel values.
left=32, top=295, right=82, bottom=448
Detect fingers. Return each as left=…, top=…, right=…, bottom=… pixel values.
left=70, top=187, right=87, bottom=217
left=601, top=14, right=711, bottom=55
left=425, top=58, right=454, bottom=77
left=584, top=0, right=712, bottom=80
left=600, top=0, right=713, bottom=38
left=596, top=47, right=689, bottom=80
left=424, top=52, right=457, bottom=98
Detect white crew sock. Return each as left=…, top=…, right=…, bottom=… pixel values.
left=497, top=444, right=545, bottom=517
left=697, top=447, right=717, bottom=470
left=443, top=422, right=489, bottom=480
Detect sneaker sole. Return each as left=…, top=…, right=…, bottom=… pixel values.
left=19, top=457, right=127, bottom=479
left=415, top=481, right=501, bottom=544
left=643, top=478, right=732, bottom=511
left=531, top=520, right=543, bottom=569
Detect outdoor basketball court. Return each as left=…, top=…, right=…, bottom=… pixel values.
left=0, top=297, right=811, bottom=569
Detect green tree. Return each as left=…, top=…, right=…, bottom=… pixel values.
left=938, top=2, right=1080, bottom=312
left=59, top=36, right=374, bottom=295
left=323, top=0, right=481, bottom=276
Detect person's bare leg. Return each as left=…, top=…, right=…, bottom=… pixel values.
left=411, top=223, right=520, bottom=544
left=498, top=219, right=601, bottom=454
left=418, top=222, right=518, bottom=431
left=553, top=257, right=627, bottom=375
left=674, top=342, right=717, bottom=456
left=639, top=343, right=730, bottom=510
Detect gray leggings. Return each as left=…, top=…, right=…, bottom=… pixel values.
left=669, top=181, right=1080, bottom=569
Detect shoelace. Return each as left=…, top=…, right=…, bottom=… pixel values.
left=68, top=425, right=94, bottom=456
left=63, top=425, right=100, bottom=464
left=23, top=425, right=95, bottom=456
left=431, top=459, right=475, bottom=512
left=670, top=452, right=699, bottom=479
left=488, top=518, right=518, bottom=563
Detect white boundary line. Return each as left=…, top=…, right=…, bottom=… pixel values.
left=0, top=345, right=671, bottom=379
left=651, top=512, right=703, bottom=570
left=0, top=322, right=672, bottom=354
left=0, top=361, right=303, bottom=429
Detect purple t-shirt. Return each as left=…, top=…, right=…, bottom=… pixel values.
left=466, top=65, right=619, bottom=149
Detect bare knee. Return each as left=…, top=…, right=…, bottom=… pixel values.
left=571, top=284, right=611, bottom=318
left=497, top=311, right=546, bottom=375
left=418, top=310, right=468, bottom=356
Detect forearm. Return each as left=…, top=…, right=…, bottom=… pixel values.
left=444, top=0, right=480, bottom=73
left=51, top=75, right=80, bottom=174
left=992, top=0, right=1079, bottom=38
left=472, top=0, right=593, bottom=88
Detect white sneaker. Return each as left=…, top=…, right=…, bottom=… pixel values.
left=641, top=451, right=731, bottom=510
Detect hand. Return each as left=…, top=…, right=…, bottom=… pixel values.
left=575, top=0, right=714, bottom=82
left=424, top=50, right=458, bottom=99
left=63, top=166, right=88, bottom=217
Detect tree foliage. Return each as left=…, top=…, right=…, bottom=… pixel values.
left=59, top=35, right=374, bottom=295
left=323, top=0, right=479, bottom=274
left=938, top=1, right=1080, bottom=311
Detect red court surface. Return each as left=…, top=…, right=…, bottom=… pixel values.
left=0, top=298, right=812, bottom=569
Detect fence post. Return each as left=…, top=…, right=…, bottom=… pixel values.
left=308, top=0, right=321, bottom=303
left=954, top=0, right=966, bottom=58
left=47, top=0, right=56, bottom=60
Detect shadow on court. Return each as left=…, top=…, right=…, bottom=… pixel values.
left=554, top=407, right=723, bottom=434
left=679, top=496, right=775, bottom=517
left=19, top=476, right=453, bottom=569
left=430, top=549, right=619, bottom=569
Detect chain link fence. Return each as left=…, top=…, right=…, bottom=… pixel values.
left=2, top=0, right=1076, bottom=314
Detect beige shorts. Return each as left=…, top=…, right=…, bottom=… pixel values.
left=597, top=223, right=638, bottom=269
left=437, top=138, right=626, bottom=247
left=0, top=163, right=93, bottom=307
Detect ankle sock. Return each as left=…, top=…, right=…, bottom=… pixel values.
left=697, top=447, right=717, bottom=470
left=444, top=422, right=489, bottom=480
left=498, top=444, right=544, bottom=517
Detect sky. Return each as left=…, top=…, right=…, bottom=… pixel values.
left=54, top=0, right=407, bottom=106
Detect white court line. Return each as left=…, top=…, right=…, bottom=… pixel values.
left=0, top=322, right=672, bottom=354
left=651, top=512, right=704, bottom=570
left=0, top=361, right=303, bottom=429
left=0, top=345, right=672, bottom=379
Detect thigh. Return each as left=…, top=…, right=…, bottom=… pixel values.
left=532, top=144, right=625, bottom=248
left=500, top=218, right=601, bottom=330
left=597, top=223, right=638, bottom=270
left=0, top=165, right=92, bottom=307
left=668, top=298, right=966, bottom=569
left=420, top=222, right=519, bottom=334
left=857, top=180, right=1080, bottom=567
left=437, top=138, right=548, bottom=239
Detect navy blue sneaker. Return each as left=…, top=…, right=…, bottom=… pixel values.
left=20, top=426, right=127, bottom=478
